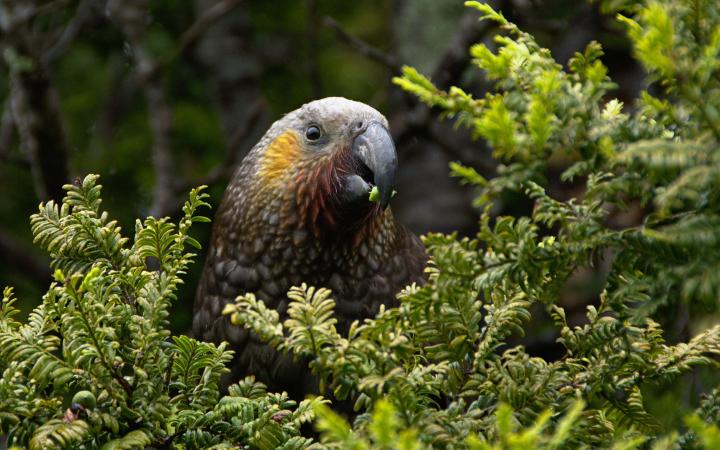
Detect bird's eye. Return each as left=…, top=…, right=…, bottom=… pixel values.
left=305, top=125, right=322, bottom=141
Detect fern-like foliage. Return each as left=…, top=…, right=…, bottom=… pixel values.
left=224, top=0, right=720, bottom=447
left=0, top=175, right=316, bottom=449
left=5, top=0, right=720, bottom=448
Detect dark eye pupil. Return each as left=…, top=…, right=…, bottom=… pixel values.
left=306, top=126, right=321, bottom=140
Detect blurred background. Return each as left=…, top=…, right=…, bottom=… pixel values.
left=0, top=0, right=643, bottom=341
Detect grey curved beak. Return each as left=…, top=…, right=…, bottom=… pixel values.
left=351, top=122, right=397, bottom=208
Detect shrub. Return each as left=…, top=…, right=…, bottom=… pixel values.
left=229, top=0, right=720, bottom=447
left=0, top=175, right=319, bottom=449
left=2, top=0, right=720, bottom=448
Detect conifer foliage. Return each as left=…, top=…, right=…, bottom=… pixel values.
left=0, top=175, right=319, bottom=449
left=2, top=0, right=720, bottom=448
left=228, top=0, right=720, bottom=447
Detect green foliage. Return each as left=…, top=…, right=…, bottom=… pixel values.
left=4, top=0, right=720, bottom=448
left=0, top=176, right=316, bottom=449
left=225, top=0, right=720, bottom=447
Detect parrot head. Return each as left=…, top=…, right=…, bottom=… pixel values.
left=238, top=97, right=398, bottom=237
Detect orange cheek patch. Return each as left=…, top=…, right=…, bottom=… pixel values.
left=259, top=130, right=302, bottom=183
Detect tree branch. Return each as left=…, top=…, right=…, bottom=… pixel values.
left=430, top=5, right=498, bottom=89
left=1, top=0, right=71, bottom=202
left=108, top=0, right=178, bottom=218
left=190, top=100, right=263, bottom=189
left=94, top=58, right=138, bottom=145
left=191, top=0, right=269, bottom=189
left=322, top=16, right=402, bottom=73
left=175, top=0, right=243, bottom=57
left=42, top=0, right=100, bottom=66
left=0, top=98, right=18, bottom=163
left=8, top=71, right=71, bottom=201
left=324, top=7, right=496, bottom=172
left=305, top=0, right=322, bottom=96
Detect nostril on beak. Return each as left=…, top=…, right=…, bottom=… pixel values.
left=355, top=121, right=364, bottom=131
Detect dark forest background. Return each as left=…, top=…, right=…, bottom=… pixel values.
left=0, top=0, right=643, bottom=337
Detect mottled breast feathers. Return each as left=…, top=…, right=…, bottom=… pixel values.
left=193, top=97, right=427, bottom=397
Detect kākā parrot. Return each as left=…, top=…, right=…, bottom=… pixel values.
left=193, top=97, right=427, bottom=396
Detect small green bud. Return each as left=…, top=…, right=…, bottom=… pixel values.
left=72, top=390, right=96, bottom=409
left=222, top=303, right=237, bottom=315
left=80, top=267, right=102, bottom=291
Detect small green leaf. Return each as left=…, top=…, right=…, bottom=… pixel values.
left=368, top=187, right=398, bottom=203
left=369, top=186, right=380, bottom=202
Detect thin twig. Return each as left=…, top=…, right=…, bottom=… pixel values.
left=144, top=71, right=177, bottom=218
left=2, top=0, right=71, bottom=201
left=175, top=0, right=243, bottom=57
left=0, top=98, right=16, bottom=160
left=42, top=0, right=98, bottom=65
left=431, top=5, right=498, bottom=89
left=189, top=100, right=263, bottom=189
left=324, top=6, right=496, bottom=172
left=33, top=0, right=71, bottom=16
left=8, top=64, right=70, bottom=201
left=226, top=100, right=264, bottom=153
left=305, top=0, right=322, bottom=96
left=108, top=0, right=178, bottom=218
left=94, top=59, right=137, bottom=144
left=322, top=16, right=402, bottom=73
left=110, top=0, right=252, bottom=217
